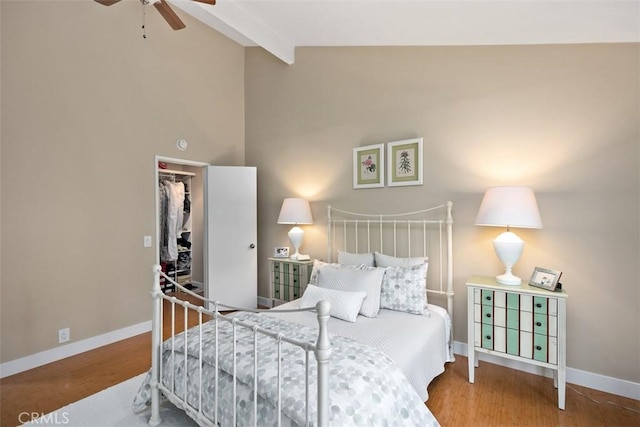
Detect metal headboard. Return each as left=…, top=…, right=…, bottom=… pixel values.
left=327, top=202, right=454, bottom=318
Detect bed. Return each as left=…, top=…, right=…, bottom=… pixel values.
left=134, top=202, right=454, bottom=426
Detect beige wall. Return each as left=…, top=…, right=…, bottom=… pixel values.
left=245, top=45, right=639, bottom=383
left=1, top=1, right=245, bottom=362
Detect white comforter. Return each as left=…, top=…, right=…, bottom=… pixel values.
left=272, top=301, right=453, bottom=402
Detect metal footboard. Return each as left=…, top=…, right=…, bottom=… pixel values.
left=149, top=265, right=331, bottom=427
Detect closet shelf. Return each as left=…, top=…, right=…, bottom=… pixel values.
left=159, top=169, right=196, bottom=177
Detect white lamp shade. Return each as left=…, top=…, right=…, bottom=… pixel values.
left=475, top=186, right=542, bottom=229
left=277, top=198, right=313, bottom=225
left=475, top=186, right=542, bottom=285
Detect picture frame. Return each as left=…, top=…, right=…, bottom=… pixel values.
left=387, top=137, right=423, bottom=187
left=353, top=143, right=385, bottom=189
left=273, top=247, right=289, bottom=258
left=529, top=267, right=562, bottom=291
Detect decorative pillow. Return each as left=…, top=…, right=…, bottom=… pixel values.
left=337, top=251, right=375, bottom=266
left=299, top=284, right=366, bottom=322
left=309, top=260, right=334, bottom=284
left=374, top=251, right=427, bottom=267
left=315, top=265, right=386, bottom=317
left=309, top=259, right=371, bottom=284
left=380, top=262, right=429, bottom=315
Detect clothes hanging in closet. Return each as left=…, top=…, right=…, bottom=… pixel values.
left=161, top=180, right=185, bottom=261
left=159, top=182, right=169, bottom=262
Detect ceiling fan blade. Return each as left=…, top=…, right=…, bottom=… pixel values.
left=154, top=0, right=186, bottom=30
left=94, top=0, right=121, bottom=5
left=192, top=0, right=216, bottom=4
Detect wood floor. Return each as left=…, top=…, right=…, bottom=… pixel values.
left=2, top=293, right=639, bottom=427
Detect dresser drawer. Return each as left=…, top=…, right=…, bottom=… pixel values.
left=481, top=289, right=494, bottom=305
left=482, top=304, right=494, bottom=324
left=534, top=296, right=548, bottom=314
left=533, top=333, right=549, bottom=362
left=482, top=323, right=494, bottom=349
left=533, top=313, right=548, bottom=335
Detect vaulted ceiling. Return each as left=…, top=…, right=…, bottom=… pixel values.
left=170, top=0, right=640, bottom=64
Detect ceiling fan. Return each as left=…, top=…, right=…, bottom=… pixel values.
left=95, top=0, right=216, bottom=31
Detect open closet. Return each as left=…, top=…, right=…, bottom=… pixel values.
left=158, top=163, right=203, bottom=294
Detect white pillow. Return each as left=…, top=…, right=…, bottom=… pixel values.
left=316, top=265, right=386, bottom=317
left=309, top=260, right=334, bottom=284
left=300, top=284, right=366, bottom=322
left=337, top=251, right=375, bottom=266
left=309, top=259, right=372, bottom=284
left=380, top=263, right=429, bottom=315
left=374, top=251, right=427, bottom=267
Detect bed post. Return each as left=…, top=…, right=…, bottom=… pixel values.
left=446, top=201, right=455, bottom=361
left=314, top=300, right=332, bottom=427
left=327, top=205, right=333, bottom=263
left=149, top=265, right=163, bottom=427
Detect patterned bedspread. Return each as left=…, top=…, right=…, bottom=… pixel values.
left=133, top=311, right=439, bottom=426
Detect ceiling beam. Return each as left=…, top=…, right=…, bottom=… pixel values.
left=169, top=0, right=296, bottom=64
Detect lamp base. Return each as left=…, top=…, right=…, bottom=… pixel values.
left=290, top=253, right=311, bottom=261
left=496, top=272, right=522, bottom=286
left=493, top=230, right=525, bottom=286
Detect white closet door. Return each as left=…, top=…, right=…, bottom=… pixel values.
left=204, top=166, right=257, bottom=308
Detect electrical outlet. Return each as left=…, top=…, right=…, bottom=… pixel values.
left=58, top=328, right=70, bottom=344
left=143, top=235, right=152, bottom=247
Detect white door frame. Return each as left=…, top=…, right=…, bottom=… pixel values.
left=154, top=155, right=208, bottom=268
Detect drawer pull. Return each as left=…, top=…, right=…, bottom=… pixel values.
left=485, top=313, right=491, bottom=318
left=536, top=322, right=542, bottom=327
left=536, top=345, right=542, bottom=351
left=485, top=296, right=492, bottom=301
left=536, top=303, right=543, bottom=308
left=485, top=335, right=492, bottom=340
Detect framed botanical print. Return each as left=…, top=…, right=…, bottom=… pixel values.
left=387, top=137, right=423, bottom=187
left=353, top=143, right=384, bottom=189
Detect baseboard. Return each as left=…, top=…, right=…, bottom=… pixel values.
left=257, top=296, right=273, bottom=308
left=453, top=341, right=640, bottom=401
left=0, top=321, right=152, bottom=379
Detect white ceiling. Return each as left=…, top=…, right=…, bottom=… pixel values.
left=170, top=0, right=640, bottom=64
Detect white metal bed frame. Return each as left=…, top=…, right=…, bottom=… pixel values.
left=148, top=267, right=332, bottom=426
left=147, top=202, right=453, bottom=426
left=327, top=201, right=454, bottom=329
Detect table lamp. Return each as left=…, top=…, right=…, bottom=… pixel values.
left=475, top=186, right=543, bottom=285
left=277, top=198, right=313, bottom=260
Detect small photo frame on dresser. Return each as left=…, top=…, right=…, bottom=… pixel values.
left=273, top=247, right=289, bottom=258
left=529, top=267, right=562, bottom=291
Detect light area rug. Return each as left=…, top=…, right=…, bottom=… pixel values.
left=23, top=373, right=198, bottom=426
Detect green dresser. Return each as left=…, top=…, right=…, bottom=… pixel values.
left=268, top=258, right=314, bottom=305
left=467, top=275, right=568, bottom=409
